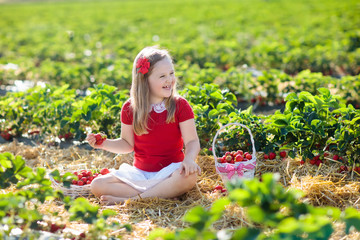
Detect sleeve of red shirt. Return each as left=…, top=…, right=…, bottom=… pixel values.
left=177, top=97, right=195, bottom=122
left=120, top=99, right=133, bottom=125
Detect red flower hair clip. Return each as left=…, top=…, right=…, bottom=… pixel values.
left=136, top=57, right=150, bottom=74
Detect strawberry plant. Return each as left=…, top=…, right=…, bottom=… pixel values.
left=70, top=84, right=128, bottom=139
left=265, top=88, right=346, bottom=161
left=213, top=109, right=272, bottom=155
left=149, top=173, right=360, bottom=240
left=331, top=104, right=360, bottom=166
left=0, top=152, right=131, bottom=239
left=180, top=83, right=237, bottom=152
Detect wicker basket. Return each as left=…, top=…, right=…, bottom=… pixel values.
left=212, top=123, right=257, bottom=184
left=49, top=174, right=92, bottom=198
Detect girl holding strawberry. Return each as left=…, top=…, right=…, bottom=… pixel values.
left=86, top=46, right=201, bottom=205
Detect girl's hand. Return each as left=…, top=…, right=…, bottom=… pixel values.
left=86, top=133, right=105, bottom=149
left=180, top=159, right=201, bottom=176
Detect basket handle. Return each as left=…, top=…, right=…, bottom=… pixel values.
left=212, top=123, right=257, bottom=161
left=48, top=174, right=62, bottom=188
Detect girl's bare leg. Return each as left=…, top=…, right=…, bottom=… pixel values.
left=92, top=169, right=197, bottom=205
left=140, top=169, right=197, bottom=199
left=90, top=174, right=141, bottom=199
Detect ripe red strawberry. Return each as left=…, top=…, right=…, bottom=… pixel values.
left=72, top=180, right=78, bottom=185
left=339, top=166, right=348, bottom=172
left=263, top=154, right=269, bottom=159
left=279, top=151, right=287, bottom=158
left=300, top=160, right=305, bottom=165
left=100, top=168, right=110, bottom=175
left=315, top=160, right=322, bottom=166
left=86, top=180, right=91, bottom=185
left=225, top=155, right=232, bottom=162
left=94, top=133, right=107, bottom=145
left=333, top=155, right=339, bottom=161
left=0, top=131, right=12, bottom=141
left=236, top=150, right=244, bottom=156
left=214, top=185, right=223, bottom=191
left=314, top=155, right=320, bottom=161
left=50, top=223, right=60, bottom=233
left=309, top=159, right=316, bottom=165
left=269, top=152, right=276, bottom=160
left=246, top=154, right=252, bottom=160
left=64, top=133, right=71, bottom=140
left=235, top=154, right=244, bottom=162
left=81, top=177, right=87, bottom=183
left=77, top=180, right=84, bottom=186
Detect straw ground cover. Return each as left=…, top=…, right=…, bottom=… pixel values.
left=1, top=139, right=360, bottom=239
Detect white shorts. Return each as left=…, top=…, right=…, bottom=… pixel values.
left=110, top=162, right=182, bottom=192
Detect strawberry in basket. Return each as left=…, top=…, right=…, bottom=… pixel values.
left=217, top=150, right=252, bottom=164
left=70, top=168, right=110, bottom=186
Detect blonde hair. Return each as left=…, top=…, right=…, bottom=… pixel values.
left=130, top=46, right=177, bottom=136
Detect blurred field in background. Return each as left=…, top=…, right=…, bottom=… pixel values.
left=1, top=0, right=359, bottom=90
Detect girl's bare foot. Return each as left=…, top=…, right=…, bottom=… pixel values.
left=100, top=195, right=128, bottom=205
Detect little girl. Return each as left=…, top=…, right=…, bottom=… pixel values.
left=86, top=46, right=201, bottom=205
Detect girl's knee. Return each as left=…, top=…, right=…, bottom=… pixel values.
left=90, top=175, right=108, bottom=196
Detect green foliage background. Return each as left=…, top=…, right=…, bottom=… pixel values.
left=0, top=0, right=359, bottom=89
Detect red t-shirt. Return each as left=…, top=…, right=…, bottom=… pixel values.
left=121, top=96, right=195, bottom=172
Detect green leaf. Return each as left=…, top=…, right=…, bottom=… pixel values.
left=350, top=117, right=360, bottom=125
left=148, top=228, right=175, bottom=240
left=344, top=207, right=360, bottom=234
left=210, top=91, right=223, bottom=100
left=311, top=119, right=321, bottom=127
left=13, top=155, right=25, bottom=173
left=101, top=209, right=117, bottom=219
left=232, top=228, right=261, bottom=240
left=208, top=109, right=219, bottom=119
left=183, top=205, right=208, bottom=224
left=317, top=88, right=331, bottom=98
left=0, top=158, right=12, bottom=169
left=228, top=189, right=251, bottom=204
left=277, top=217, right=300, bottom=233
left=285, top=92, right=298, bottom=101
left=247, top=206, right=265, bottom=223
left=273, top=119, right=288, bottom=127
left=211, top=198, right=230, bottom=215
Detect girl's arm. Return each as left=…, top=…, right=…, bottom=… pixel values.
left=179, top=118, right=201, bottom=176
left=86, top=123, right=134, bottom=154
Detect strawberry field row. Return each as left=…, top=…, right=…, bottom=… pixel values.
left=1, top=82, right=359, bottom=169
